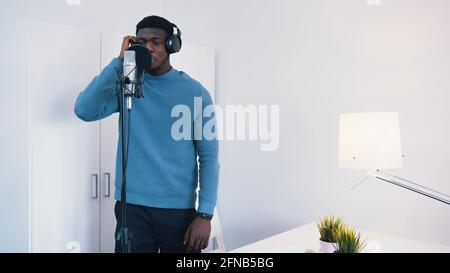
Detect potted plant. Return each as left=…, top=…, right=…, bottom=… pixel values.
left=317, top=216, right=344, bottom=253
left=335, top=226, right=366, bottom=253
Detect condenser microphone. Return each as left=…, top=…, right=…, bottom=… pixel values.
left=123, top=50, right=136, bottom=96
left=123, top=41, right=152, bottom=98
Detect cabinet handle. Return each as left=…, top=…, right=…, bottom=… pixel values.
left=104, top=172, right=111, bottom=197
left=91, top=173, right=98, bottom=199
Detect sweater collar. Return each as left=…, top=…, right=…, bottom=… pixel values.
left=145, top=67, right=177, bottom=81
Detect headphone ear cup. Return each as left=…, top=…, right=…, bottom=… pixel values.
left=165, top=35, right=182, bottom=54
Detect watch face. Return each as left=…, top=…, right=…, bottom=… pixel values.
left=197, top=213, right=212, bottom=220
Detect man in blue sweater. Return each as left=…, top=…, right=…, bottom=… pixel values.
left=74, top=15, right=220, bottom=253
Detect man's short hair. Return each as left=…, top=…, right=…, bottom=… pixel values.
left=136, top=15, right=174, bottom=37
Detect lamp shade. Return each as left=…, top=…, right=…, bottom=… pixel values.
left=339, top=112, right=403, bottom=170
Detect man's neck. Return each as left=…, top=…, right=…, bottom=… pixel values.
left=148, top=62, right=172, bottom=76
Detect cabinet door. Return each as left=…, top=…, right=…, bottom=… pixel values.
left=172, top=44, right=219, bottom=252
left=171, top=43, right=216, bottom=205
left=97, top=38, right=217, bottom=252
left=30, top=22, right=101, bottom=252
left=99, top=32, right=122, bottom=253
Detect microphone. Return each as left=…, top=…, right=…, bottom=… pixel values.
left=123, top=41, right=152, bottom=98
left=123, top=50, right=136, bottom=96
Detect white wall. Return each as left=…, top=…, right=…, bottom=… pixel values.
left=161, top=0, right=450, bottom=251
left=19, top=0, right=164, bottom=34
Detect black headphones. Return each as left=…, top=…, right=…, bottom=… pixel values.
left=165, top=23, right=182, bottom=54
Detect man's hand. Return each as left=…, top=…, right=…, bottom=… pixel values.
left=184, top=216, right=211, bottom=251
left=117, top=36, right=137, bottom=62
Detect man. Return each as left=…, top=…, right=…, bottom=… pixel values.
left=74, top=15, right=219, bottom=253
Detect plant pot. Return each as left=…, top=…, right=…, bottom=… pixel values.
left=319, top=239, right=338, bottom=253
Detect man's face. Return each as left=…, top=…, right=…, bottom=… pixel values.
left=136, top=28, right=169, bottom=71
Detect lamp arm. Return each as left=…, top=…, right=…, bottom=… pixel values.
left=377, top=170, right=450, bottom=198
left=373, top=173, right=450, bottom=206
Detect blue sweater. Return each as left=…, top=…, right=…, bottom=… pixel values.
left=74, top=58, right=219, bottom=215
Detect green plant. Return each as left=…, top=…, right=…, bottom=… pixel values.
left=317, top=216, right=344, bottom=243
left=335, top=227, right=366, bottom=253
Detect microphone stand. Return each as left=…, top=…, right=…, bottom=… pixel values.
left=114, top=65, right=144, bottom=253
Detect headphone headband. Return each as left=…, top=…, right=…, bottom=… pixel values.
left=166, top=23, right=182, bottom=54
left=172, top=23, right=181, bottom=37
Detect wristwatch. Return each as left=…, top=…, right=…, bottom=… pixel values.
left=196, top=212, right=213, bottom=220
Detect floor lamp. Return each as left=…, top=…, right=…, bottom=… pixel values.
left=338, top=112, right=449, bottom=205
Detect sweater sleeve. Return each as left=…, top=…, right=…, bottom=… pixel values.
left=194, top=86, right=220, bottom=216
left=74, top=58, right=122, bottom=122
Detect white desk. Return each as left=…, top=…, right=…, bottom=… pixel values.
left=230, top=222, right=450, bottom=253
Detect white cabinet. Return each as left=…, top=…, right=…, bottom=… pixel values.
left=96, top=34, right=217, bottom=253
left=99, top=32, right=123, bottom=253
left=99, top=113, right=118, bottom=253
left=29, top=22, right=105, bottom=253
left=29, top=23, right=122, bottom=252
left=8, top=22, right=215, bottom=253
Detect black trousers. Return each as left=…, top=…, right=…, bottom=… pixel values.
left=114, top=201, right=200, bottom=253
